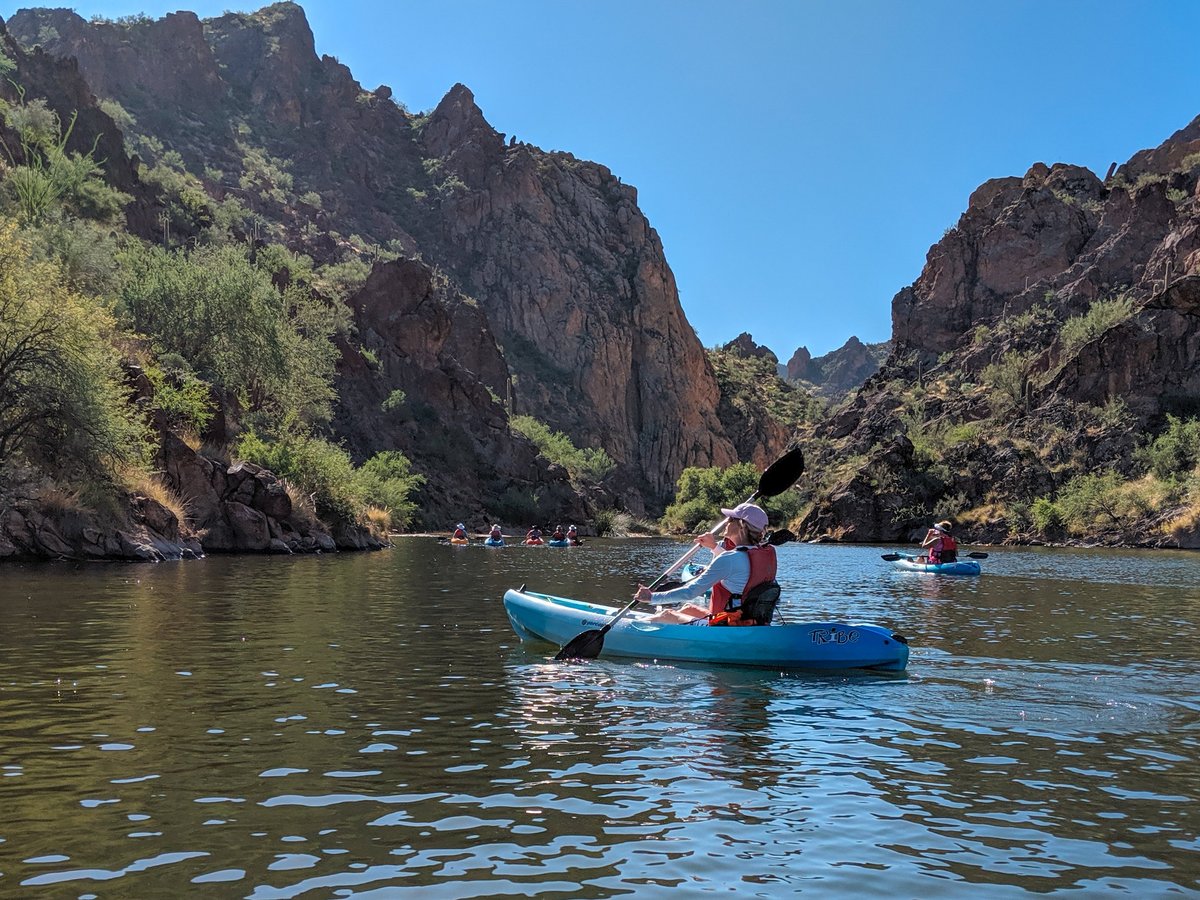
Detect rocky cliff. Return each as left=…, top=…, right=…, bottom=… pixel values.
left=799, top=122, right=1200, bottom=548
left=785, top=336, right=890, bottom=399
left=8, top=3, right=757, bottom=515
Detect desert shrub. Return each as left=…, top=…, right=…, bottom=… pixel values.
left=1136, top=415, right=1200, bottom=481
left=1060, top=295, right=1135, bottom=356
left=1052, top=471, right=1166, bottom=535
left=981, top=350, right=1035, bottom=417
left=0, top=93, right=131, bottom=225
left=0, top=222, right=148, bottom=479
left=353, top=451, right=425, bottom=530
left=659, top=463, right=760, bottom=534
left=234, top=429, right=419, bottom=528
left=510, top=415, right=616, bottom=486
left=117, top=243, right=344, bottom=427
left=1030, top=497, right=1063, bottom=533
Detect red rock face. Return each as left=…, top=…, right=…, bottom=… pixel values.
left=8, top=7, right=748, bottom=508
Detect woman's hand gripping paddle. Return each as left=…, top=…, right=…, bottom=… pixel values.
left=554, top=447, right=805, bottom=661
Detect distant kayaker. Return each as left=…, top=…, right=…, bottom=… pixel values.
left=635, top=502, right=778, bottom=626
left=917, top=520, right=957, bottom=564
left=489, top=524, right=503, bottom=541
left=526, top=525, right=543, bottom=542
left=567, top=525, right=580, bottom=545
left=453, top=522, right=468, bottom=541
left=551, top=524, right=566, bottom=541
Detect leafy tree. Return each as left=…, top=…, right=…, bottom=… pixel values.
left=0, top=222, right=147, bottom=478
left=116, top=243, right=344, bottom=427
left=510, top=415, right=615, bottom=486
left=1136, top=415, right=1200, bottom=481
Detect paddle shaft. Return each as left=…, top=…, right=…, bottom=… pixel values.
left=554, top=446, right=804, bottom=661
left=555, top=505, right=750, bottom=656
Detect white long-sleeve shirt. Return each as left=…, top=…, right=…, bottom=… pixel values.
left=649, top=544, right=752, bottom=606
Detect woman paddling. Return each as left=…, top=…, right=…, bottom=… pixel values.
left=634, top=502, right=778, bottom=626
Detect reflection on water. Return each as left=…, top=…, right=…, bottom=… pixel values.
left=1, top=540, right=1199, bottom=895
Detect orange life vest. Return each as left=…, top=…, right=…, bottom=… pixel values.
left=709, top=544, right=777, bottom=623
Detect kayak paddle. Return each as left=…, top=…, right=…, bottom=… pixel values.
left=554, top=446, right=805, bottom=661
left=881, top=550, right=988, bottom=561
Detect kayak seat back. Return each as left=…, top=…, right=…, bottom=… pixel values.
left=740, top=579, right=781, bottom=625
left=713, top=580, right=781, bottom=627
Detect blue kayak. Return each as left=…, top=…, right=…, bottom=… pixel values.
left=484, top=538, right=505, bottom=547
left=891, top=554, right=981, bottom=576
left=503, top=588, right=909, bottom=671
left=547, top=539, right=571, bottom=547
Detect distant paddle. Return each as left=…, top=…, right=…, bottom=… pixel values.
left=554, top=447, right=805, bottom=661
left=881, top=551, right=988, bottom=561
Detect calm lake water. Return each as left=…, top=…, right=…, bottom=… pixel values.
left=1, top=539, right=1198, bottom=897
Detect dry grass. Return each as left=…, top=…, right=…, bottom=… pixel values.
left=37, top=483, right=87, bottom=516
left=200, top=441, right=233, bottom=465
left=361, top=505, right=391, bottom=538
left=123, top=468, right=190, bottom=524
left=178, top=429, right=203, bottom=452
left=285, top=482, right=322, bottom=531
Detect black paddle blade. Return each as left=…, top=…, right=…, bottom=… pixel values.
left=880, top=553, right=902, bottom=561
left=767, top=528, right=796, bottom=546
left=757, top=447, right=805, bottom=498
left=968, top=552, right=989, bottom=559
left=554, top=629, right=604, bottom=661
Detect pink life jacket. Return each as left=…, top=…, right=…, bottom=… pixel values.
left=930, top=534, right=958, bottom=563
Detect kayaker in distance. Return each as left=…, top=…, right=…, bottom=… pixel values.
left=567, top=525, right=581, bottom=545
left=551, top=524, right=566, bottom=542
left=488, top=524, right=503, bottom=541
left=526, top=525, right=543, bottom=543
left=916, top=520, right=957, bottom=564
left=452, top=522, right=468, bottom=541
left=635, top=502, right=778, bottom=626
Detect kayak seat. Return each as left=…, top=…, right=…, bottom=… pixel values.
left=740, top=580, right=781, bottom=625
left=712, top=580, right=781, bottom=626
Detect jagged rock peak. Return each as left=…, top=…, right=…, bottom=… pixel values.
left=785, top=346, right=812, bottom=381
left=722, top=332, right=778, bottom=363
left=423, top=82, right=500, bottom=158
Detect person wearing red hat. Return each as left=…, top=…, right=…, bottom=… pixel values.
left=634, top=502, right=777, bottom=625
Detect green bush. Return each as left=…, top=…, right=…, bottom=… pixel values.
left=1030, top=497, right=1063, bottom=533
left=981, top=350, right=1035, bottom=417
left=1136, top=415, right=1200, bottom=480
left=354, top=451, right=425, bottom=530
left=1060, top=295, right=1135, bottom=356
left=117, top=243, right=344, bottom=427
left=1054, top=471, right=1126, bottom=533
left=145, top=363, right=214, bottom=435
left=235, top=428, right=421, bottom=528
left=510, top=415, right=615, bottom=486
left=0, top=222, right=148, bottom=479
left=660, top=462, right=760, bottom=534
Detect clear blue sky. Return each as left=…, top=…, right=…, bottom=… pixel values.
left=16, top=1, right=1200, bottom=357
